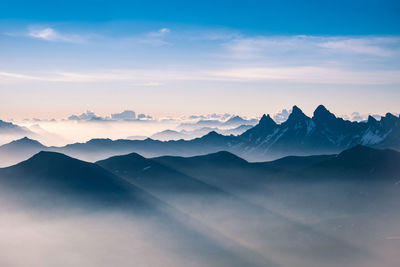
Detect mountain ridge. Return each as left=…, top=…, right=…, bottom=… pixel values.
left=0, top=105, right=399, bottom=165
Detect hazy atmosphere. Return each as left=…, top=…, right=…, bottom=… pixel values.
left=1, top=1, right=399, bottom=267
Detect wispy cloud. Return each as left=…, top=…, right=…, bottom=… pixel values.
left=27, top=27, right=86, bottom=43
left=318, top=37, right=400, bottom=57
left=19, top=26, right=400, bottom=58
left=3, top=27, right=400, bottom=86
left=205, top=66, right=400, bottom=85
left=1, top=66, right=400, bottom=85
left=148, top=28, right=171, bottom=37
left=138, top=27, right=172, bottom=46
left=222, top=35, right=400, bottom=59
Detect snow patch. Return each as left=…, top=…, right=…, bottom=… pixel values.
left=361, top=129, right=387, bottom=145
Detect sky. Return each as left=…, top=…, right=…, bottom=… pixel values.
left=1, top=0, right=400, bottom=121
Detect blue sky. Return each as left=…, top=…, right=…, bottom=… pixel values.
left=2, top=0, right=400, bottom=35
left=1, top=0, right=400, bottom=120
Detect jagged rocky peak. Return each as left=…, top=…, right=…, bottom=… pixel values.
left=313, top=105, right=336, bottom=122
left=367, top=115, right=378, bottom=125
left=380, top=112, right=399, bottom=126
left=286, top=105, right=308, bottom=123
left=259, top=114, right=277, bottom=127
left=384, top=112, right=398, bottom=120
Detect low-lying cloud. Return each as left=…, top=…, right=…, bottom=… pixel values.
left=67, top=110, right=152, bottom=122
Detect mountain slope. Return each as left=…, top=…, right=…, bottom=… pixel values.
left=153, top=145, right=400, bottom=191
left=0, top=151, right=271, bottom=267
left=0, top=137, right=46, bottom=167
left=235, top=105, right=400, bottom=159
left=302, top=145, right=400, bottom=180
left=0, top=151, right=157, bottom=210
left=96, top=152, right=226, bottom=195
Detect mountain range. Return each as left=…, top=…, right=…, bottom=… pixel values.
left=0, top=105, right=399, bottom=167
left=3, top=143, right=398, bottom=213
left=1, top=145, right=399, bottom=266
left=176, top=115, right=258, bottom=130
left=150, top=124, right=253, bottom=141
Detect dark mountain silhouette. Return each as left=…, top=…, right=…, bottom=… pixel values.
left=240, top=114, right=278, bottom=141
left=1, top=146, right=399, bottom=267
left=1, top=105, right=399, bottom=165
left=234, top=105, right=400, bottom=159
left=302, top=145, right=400, bottom=180
left=152, top=145, right=400, bottom=191
left=0, top=151, right=158, bottom=210
left=96, top=152, right=226, bottom=195
left=0, top=151, right=277, bottom=267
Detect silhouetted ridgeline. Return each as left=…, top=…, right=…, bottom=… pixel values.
left=1, top=146, right=400, bottom=266
left=0, top=105, right=399, bottom=166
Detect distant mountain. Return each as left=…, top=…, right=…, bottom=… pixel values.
left=0, top=105, right=399, bottom=164
left=177, top=116, right=258, bottom=130
left=224, top=116, right=253, bottom=125
left=1, top=136, right=45, bottom=150
left=234, top=105, right=400, bottom=159
left=151, top=124, right=253, bottom=141
left=126, top=135, right=148, bottom=140
left=0, top=120, right=32, bottom=135
left=151, top=129, right=188, bottom=140
left=0, top=137, right=46, bottom=167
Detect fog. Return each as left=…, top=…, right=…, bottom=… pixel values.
left=152, top=184, right=400, bottom=267
left=0, top=210, right=185, bottom=267
left=1, top=176, right=399, bottom=267
left=0, top=201, right=265, bottom=267
left=17, top=120, right=180, bottom=146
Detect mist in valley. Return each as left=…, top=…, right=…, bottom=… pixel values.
left=1, top=168, right=399, bottom=267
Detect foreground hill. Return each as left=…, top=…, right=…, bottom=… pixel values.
left=97, top=146, right=400, bottom=267
left=96, top=152, right=226, bottom=195
left=301, top=145, right=400, bottom=180
left=0, top=151, right=279, bottom=267
left=0, top=151, right=160, bottom=210
left=154, top=145, right=400, bottom=186
left=96, top=145, right=400, bottom=200
left=1, top=147, right=400, bottom=267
